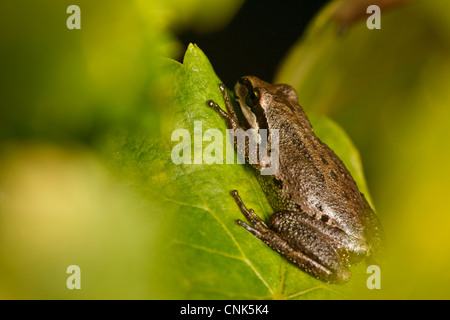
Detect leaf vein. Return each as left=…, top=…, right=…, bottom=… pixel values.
left=171, top=240, right=244, bottom=261
left=177, top=164, right=275, bottom=295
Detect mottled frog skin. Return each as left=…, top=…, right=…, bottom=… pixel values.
left=207, top=76, right=383, bottom=284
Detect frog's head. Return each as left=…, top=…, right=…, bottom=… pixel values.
left=234, top=76, right=299, bottom=131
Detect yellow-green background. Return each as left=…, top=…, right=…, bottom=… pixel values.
left=1, top=0, right=450, bottom=299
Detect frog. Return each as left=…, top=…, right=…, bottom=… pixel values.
left=206, top=76, right=383, bottom=284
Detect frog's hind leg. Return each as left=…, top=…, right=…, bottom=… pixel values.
left=231, top=190, right=268, bottom=232
left=268, top=211, right=352, bottom=284
left=231, top=190, right=351, bottom=284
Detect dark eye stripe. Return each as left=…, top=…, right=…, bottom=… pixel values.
left=238, top=78, right=268, bottom=130
left=254, top=103, right=268, bottom=130
left=246, top=89, right=268, bottom=130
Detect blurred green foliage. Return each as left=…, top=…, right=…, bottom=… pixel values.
left=0, top=0, right=242, bottom=141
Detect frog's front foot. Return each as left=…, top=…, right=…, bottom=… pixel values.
left=206, top=83, right=240, bottom=130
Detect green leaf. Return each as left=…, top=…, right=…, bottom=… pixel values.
left=106, top=43, right=375, bottom=299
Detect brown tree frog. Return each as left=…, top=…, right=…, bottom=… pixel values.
left=206, top=76, right=383, bottom=284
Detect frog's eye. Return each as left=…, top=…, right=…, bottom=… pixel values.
left=246, top=89, right=260, bottom=109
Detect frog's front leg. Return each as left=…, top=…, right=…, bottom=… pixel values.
left=207, top=87, right=263, bottom=171
left=207, top=83, right=240, bottom=130
left=231, top=190, right=351, bottom=284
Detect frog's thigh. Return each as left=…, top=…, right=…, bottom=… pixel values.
left=268, top=211, right=351, bottom=283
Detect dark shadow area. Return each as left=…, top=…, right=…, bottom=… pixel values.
left=178, top=0, right=328, bottom=86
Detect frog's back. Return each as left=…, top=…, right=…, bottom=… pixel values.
left=248, top=79, right=382, bottom=260
left=262, top=97, right=379, bottom=249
